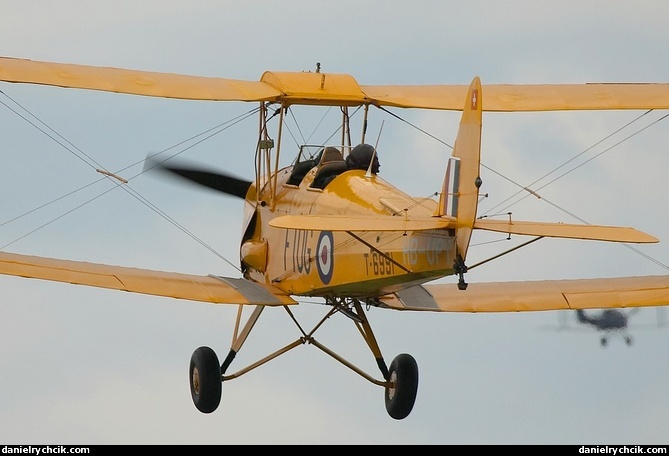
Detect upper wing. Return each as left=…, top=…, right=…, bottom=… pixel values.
left=0, top=251, right=297, bottom=306
left=379, top=275, right=669, bottom=312
left=2, top=56, right=669, bottom=111
left=361, top=83, right=669, bottom=111
left=0, top=56, right=281, bottom=102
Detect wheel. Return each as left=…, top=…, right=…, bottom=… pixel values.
left=384, top=353, right=419, bottom=420
left=189, top=346, right=222, bottom=414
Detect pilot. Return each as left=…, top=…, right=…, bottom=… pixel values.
left=346, top=143, right=380, bottom=174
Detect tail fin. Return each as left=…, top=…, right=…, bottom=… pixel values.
left=435, top=76, right=483, bottom=262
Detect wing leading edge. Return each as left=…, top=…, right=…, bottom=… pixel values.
left=0, top=251, right=297, bottom=306
left=380, top=275, right=669, bottom=312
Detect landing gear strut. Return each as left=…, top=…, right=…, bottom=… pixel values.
left=188, top=299, right=420, bottom=419
left=454, top=253, right=468, bottom=290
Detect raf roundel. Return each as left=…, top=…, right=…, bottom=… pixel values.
left=316, top=231, right=334, bottom=284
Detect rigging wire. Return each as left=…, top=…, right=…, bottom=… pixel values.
left=282, top=104, right=361, bottom=151
left=482, top=110, right=662, bottom=216
left=475, top=112, right=669, bottom=271
left=0, top=90, right=107, bottom=171
left=378, top=105, right=454, bottom=149
left=383, top=105, right=669, bottom=271
left=3, top=86, right=668, bottom=274
left=0, top=90, right=260, bottom=272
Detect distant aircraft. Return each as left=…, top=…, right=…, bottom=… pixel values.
left=575, top=308, right=638, bottom=347
left=549, top=307, right=667, bottom=347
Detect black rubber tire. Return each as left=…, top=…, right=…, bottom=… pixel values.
left=384, top=353, right=419, bottom=420
left=189, top=346, right=222, bottom=414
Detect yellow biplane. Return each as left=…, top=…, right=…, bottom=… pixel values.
left=1, top=56, right=669, bottom=420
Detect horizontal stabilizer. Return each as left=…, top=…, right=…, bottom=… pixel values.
left=474, top=219, right=658, bottom=243
left=269, top=214, right=456, bottom=232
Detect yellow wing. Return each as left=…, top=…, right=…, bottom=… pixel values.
left=268, top=215, right=657, bottom=242
left=380, top=275, right=669, bottom=312
left=0, top=251, right=297, bottom=306
left=361, top=83, right=669, bottom=111
left=0, top=56, right=281, bottom=101
left=2, top=56, right=669, bottom=110
left=269, top=214, right=456, bottom=232
left=474, top=219, right=658, bottom=243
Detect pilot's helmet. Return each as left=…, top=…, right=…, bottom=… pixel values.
left=346, top=143, right=380, bottom=174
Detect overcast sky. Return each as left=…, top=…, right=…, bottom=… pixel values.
left=1, top=0, right=668, bottom=445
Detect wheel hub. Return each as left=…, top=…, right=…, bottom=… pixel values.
left=192, top=367, right=201, bottom=395
left=387, top=371, right=397, bottom=400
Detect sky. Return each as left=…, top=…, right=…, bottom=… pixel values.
left=0, top=0, right=668, bottom=445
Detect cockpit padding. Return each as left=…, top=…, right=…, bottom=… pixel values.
left=310, top=147, right=348, bottom=189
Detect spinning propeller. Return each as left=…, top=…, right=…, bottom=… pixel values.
left=145, top=156, right=252, bottom=199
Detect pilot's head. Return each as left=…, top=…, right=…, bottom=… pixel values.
left=346, top=143, right=380, bottom=174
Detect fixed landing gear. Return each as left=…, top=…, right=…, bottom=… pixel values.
left=454, top=253, right=468, bottom=290
left=189, top=346, right=222, bottom=413
left=188, top=300, right=420, bottom=419
left=598, top=334, right=633, bottom=347
left=385, top=353, right=419, bottom=420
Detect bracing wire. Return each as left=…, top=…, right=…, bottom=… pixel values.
left=0, top=89, right=261, bottom=272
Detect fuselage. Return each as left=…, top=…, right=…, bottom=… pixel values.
left=577, top=309, right=628, bottom=331
left=241, top=163, right=456, bottom=298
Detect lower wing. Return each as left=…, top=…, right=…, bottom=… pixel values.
left=4, top=250, right=666, bottom=314
left=0, top=251, right=297, bottom=306
left=379, top=275, right=669, bottom=312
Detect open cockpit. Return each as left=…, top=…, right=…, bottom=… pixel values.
left=286, top=143, right=380, bottom=189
